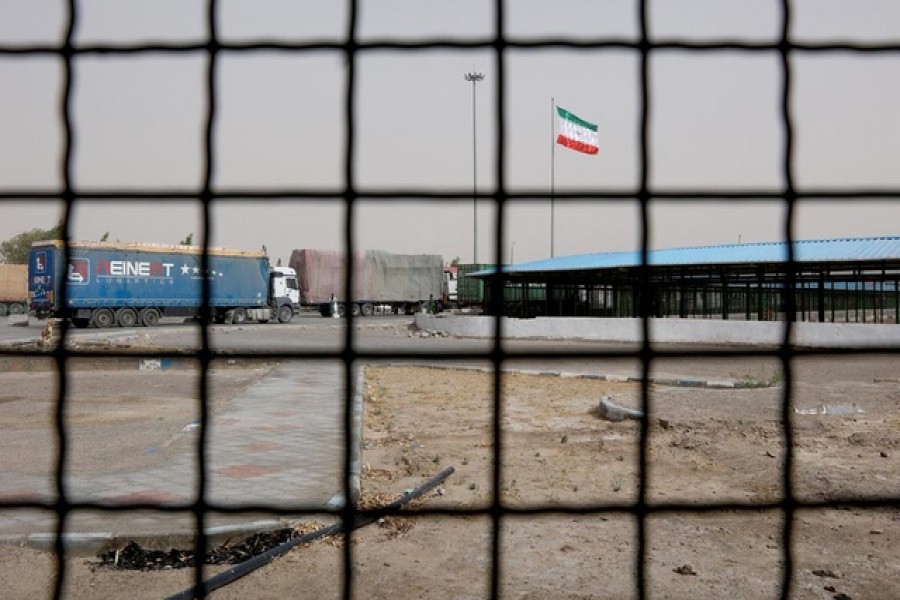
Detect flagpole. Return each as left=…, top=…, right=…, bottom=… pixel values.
left=550, top=97, right=556, bottom=258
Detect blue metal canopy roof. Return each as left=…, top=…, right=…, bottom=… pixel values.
left=473, top=236, right=900, bottom=276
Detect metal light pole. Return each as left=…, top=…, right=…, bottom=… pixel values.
left=464, top=71, right=484, bottom=264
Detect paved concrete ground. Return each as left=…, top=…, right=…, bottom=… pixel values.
left=0, top=361, right=359, bottom=552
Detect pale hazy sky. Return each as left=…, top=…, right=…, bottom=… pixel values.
left=1, top=0, right=899, bottom=265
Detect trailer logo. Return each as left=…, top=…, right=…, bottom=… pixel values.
left=67, top=259, right=89, bottom=285
left=97, top=260, right=174, bottom=278
left=34, top=252, right=47, bottom=273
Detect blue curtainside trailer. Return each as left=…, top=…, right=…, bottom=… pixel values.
left=28, top=241, right=300, bottom=327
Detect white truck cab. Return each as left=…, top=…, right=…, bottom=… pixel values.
left=269, top=266, right=300, bottom=322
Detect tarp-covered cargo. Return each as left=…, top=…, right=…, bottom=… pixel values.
left=290, top=249, right=442, bottom=305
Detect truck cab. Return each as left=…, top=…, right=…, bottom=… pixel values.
left=443, top=264, right=458, bottom=309
left=269, top=266, right=300, bottom=322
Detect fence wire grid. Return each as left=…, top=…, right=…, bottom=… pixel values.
left=1, top=1, right=899, bottom=599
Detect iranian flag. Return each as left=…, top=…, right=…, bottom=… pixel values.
left=555, top=106, right=599, bottom=155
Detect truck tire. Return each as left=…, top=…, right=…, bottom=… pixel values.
left=350, top=303, right=361, bottom=317
left=92, top=308, right=115, bottom=329
left=140, top=307, right=161, bottom=327
left=9, top=303, right=26, bottom=315
left=277, top=305, right=293, bottom=324
left=116, top=308, right=138, bottom=328
left=231, top=307, right=248, bottom=325
left=361, top=303, right=374, bottom=317
left=0, top=304, right=7, bottom=317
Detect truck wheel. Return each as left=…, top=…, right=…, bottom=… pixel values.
left=116, top=308, right=138, bottom=328
left=9, top=303, right=26, bottom=315
left=92, top=308, right=115, bottom=328
left=337, top=303, right=347, bottom=317
left=231, top=308, right=248, bottom=325
left=361, top=303, right=374, bottom=317
left=140, top=308, right=161, bottom=327
left=0, top=304, right=7, bottom=317
left=277, top=305, right=293, bottom=323
left=350, top=303, right=361, bottom=317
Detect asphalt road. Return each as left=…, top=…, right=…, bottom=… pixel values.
left=0, top=312, right=428, bottom=352
left=7, top=312, right=881, bottom=386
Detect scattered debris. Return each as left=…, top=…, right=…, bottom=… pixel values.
left=812, top=568, right=840, bottom=579
left=40, top=319, right=60, bottom=347
left=793, top=404, right=863, bottom=416
left=673, top=564, right=697, bottom=576
left=94, top=526, right=324, bottom=571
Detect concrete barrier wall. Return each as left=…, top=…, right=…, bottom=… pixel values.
left=415, top=315, right=900, bottom=348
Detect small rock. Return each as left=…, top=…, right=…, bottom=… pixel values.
left=834, top=593, right=852, bottom=600
left=880, top=451, right=888, bottom=458
left=598, top=395, right=643, bottom=422
left=869, top=529, right=883, bottom=535
left=658, top=418, right=670, bottom=430
left=765, top=450, right=776, bottom=458
left=824, top=585, right=836, bottom=592
left=673, top=564, right=697, bottom=576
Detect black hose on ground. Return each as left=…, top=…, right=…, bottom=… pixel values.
left=164, top=466, right=455, bottom=600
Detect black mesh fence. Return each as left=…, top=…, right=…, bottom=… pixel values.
left=1, top=1, right=899, bottom=598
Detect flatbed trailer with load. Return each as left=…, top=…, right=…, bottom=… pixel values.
left=0, top=264, right=28, bottom=316
left=28, top=241, right=299, bottom=327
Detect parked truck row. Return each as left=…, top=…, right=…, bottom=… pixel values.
left=15, top=240, right=498, bottom=327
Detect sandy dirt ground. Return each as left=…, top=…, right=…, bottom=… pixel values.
left=0, top=353, right=898, bottom=599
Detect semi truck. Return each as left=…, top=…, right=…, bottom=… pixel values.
left=289, top=249, right=443, bottom=317
left=0, top=264, right=28, bottom=316
left=28, top=241, right=299, bottom=327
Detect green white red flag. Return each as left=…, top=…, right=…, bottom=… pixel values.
left=555, top=106, right=599, bottom=155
